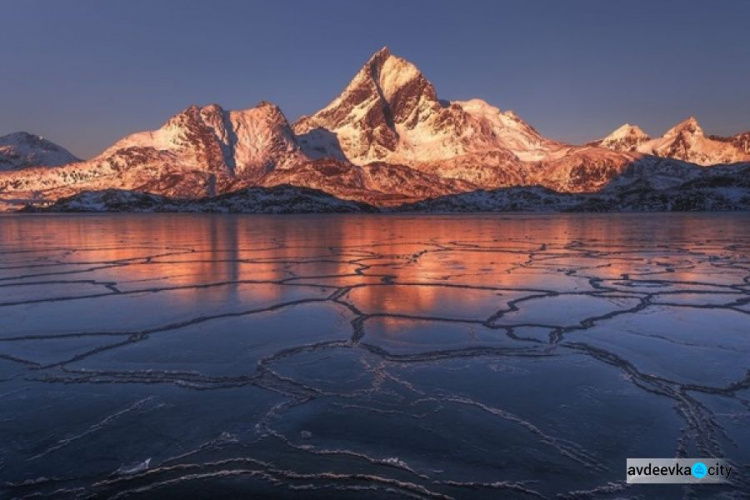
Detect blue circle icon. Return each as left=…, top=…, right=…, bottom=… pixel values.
left=691, top=462, right=707, bottom=478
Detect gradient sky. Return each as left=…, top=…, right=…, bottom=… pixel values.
left=2, top=0, right=750, bottom=159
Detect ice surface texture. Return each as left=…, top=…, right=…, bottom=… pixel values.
left=0, top=213, right=748, bottom=499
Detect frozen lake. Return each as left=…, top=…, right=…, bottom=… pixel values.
left=0, top=213, right=748, bottom=498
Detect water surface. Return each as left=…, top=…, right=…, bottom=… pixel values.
left=0, top=214, right=748, bottom=498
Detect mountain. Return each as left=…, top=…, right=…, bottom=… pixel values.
left=292, top=47, right=570, bottom=187
left=290, top=47, right=667, bottom=195
left=29, top=160, right=749, bottom=214
left=1, top=47, right=749, bottom=212
left=0, top=102, right=310, bottom=206
left=105, top=101, right=306, bottom=180
left=589, top=124, right=651, bottom=152
left=595, top=118, right=750, bottom=166
left=0, top=132, right=80, bottom=171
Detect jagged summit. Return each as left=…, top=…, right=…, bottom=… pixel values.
left=0, top=131, right=80, bottom=171
left=365, top=46, right=438, bottom=107
left=312, top=45, right=432, bottom=117
left=293, top=46, right=443, bottom=162
left=2, top=47, right=750, bottom=211
left=594, top=116, right=750, bottom=165
left=664, top=116, right=703, bottom=138
left=366, top=46, right=392, bottom=67
left=98, top=101, right=305, bottom=180
left=293, top=47, right=559, bottom=167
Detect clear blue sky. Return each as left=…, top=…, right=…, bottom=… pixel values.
left=2, top=0, right=750, bottom=159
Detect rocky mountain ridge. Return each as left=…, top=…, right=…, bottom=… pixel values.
left=2, top=47, right=749, bottom=212
left=593, top=117, right=750, bottom=165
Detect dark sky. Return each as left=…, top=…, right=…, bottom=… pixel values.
left=2, top=0, right=749, bottom=159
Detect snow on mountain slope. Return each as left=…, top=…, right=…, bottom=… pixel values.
left=588, top=124, right=651, bottom=152
left=0, top=132, right=80, bottom=171
left=708, top=130, right=750, bottom=156
left=596, top=118, right=750, bottom=166
left=0, top=102, right=310, bottom=208
left=453, top=99, right=565, bottom=161
left=293, top=47, right=566, bottom=172
left=102, top=101, right=306, bottom=179
left=2, top=47, right=750, bottom=213
left=229, top=102, right=306, bottom=176
left=646, top=117, right=750, bottom=165
left=531, top=147, right=637, bottom=193
left=258, top=158, right=477, bottom=206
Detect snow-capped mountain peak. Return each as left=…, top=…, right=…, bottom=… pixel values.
left=337, top=46, right=437, bottom=109
left=664, top=116, right=703, bottom=139
left=293, top=47, right=561, bottom=170
left=100, top=101, right=306, bottom=179
left=591, top=123, right=651, bottom=152
left=648, top=116, right=750, bottom=165
left=608, top=123, right=649, bottom=141
left=0, top=131, right=80, bottom=171
left=293, top=46, right=443, bottom=163
left=372, top=47, right=438, bottom=105
left=2, top=47, right=750, bottom=213
left=594, top=116, right=750, bottom=166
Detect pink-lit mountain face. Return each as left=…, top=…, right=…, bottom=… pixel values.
left=0, top=132, right=80, bottom=171
left=1, top=47, right=748, bottom=211
left=592, top=117, right=750, bottom=165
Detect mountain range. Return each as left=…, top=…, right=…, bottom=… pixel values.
left=2, top=47, right=749, bottom=212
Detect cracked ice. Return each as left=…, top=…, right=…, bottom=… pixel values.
left=0, top=213, right=748, bottom=499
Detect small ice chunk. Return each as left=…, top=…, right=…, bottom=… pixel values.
left=215, top=431, right=238, bottom=445
left=117, top=458, right=151, bottom=476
